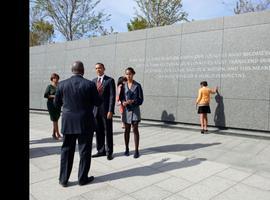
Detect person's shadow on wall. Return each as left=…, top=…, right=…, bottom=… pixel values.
left=161, top=110, right=176, bottom=124
left=214, top=92, right=226, bottom=130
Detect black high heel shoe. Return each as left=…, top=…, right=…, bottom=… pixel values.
left=124, top=148, right=129, bottom=156
left=133, top=151, right=140, bottom=158
left=201, top=129, right=204, bottom=134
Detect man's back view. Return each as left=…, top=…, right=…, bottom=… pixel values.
left=54, top=61, right=102, bottom=187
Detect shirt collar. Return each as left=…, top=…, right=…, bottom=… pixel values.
left=98, top=74, right=105, bottom=81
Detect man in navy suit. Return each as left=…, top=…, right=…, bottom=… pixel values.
left=54, top=61, right=102, bottom=187
left=92, top=63, right=116, bottom=160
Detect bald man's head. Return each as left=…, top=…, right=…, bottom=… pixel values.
left=72, top=61, right=84, bottom=75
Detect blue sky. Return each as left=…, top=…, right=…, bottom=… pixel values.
left=97, top=0, right=235, bottom=32
left=54, top=0, right=239, bottom=41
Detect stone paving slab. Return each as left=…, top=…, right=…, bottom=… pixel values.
left=30, top=112, right=270, bottom=200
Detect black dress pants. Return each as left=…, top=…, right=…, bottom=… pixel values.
left=95, top=113, right=113, bottom=155
left=59, top=133, right=93, bottom=184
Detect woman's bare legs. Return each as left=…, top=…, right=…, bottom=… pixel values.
left=200, top=114, right=204, bottom=133
left=53, top=121, right=61, bottom=139
left=203, top=114, right=208, bottom=132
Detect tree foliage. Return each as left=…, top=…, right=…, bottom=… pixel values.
left=30, top=4, right=54, bottom=46
left=127, top=17, right=148, bottom=31
left=133, top=0, right=188, bottom=28
left=33, top=0, right=111, bottom=41
left=30, top=20, right=54, bottom=46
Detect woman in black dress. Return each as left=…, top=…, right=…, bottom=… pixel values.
left=44, top=73, right=61, bottom=139
left=120, top=67, right=144, bottom=158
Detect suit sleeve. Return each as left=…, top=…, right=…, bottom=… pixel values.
left=108, top=79, right=116, bottom=113
left=54, top=84, right=63, bottom=109
left=133, top=84, right=144, bottom=106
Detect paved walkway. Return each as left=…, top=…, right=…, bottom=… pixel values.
left=30, top=112, right=270, bottom=200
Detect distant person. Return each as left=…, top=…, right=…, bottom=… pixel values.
left=44, top=73, right=61, bottom=140
left=116, top=76, right=127, bottom=129
left=120, top=67, right=144, bottom=158
left=92, top=63, right=116, bottom=161
left=54, top=61, right=102, bottom=187
left=196, top=81, right=218, bottom=134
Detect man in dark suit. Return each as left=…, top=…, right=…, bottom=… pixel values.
left=54, top=61, right=102, bottom=187
left=92, top=63, right=116, bottom=160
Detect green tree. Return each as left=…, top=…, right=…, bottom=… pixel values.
left=133, top=0, right=189, bottom=28
left=33, top=0, right=111, bottom=41
left=30, top=20, right=54, bottom=46
left=127, top=17, right=148, bottom=31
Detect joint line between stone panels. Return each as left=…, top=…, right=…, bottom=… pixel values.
left=211, top=97, right=269, bottom=101
left=176, top=25, right=183, bottom=121
left=220, top=17, right=225, bottom=94
left=144, top=95, right=179, bottom=98
left=76, top=195, right=88, bottom=200
left=147, top=33, right=182, bottom=40
left=268, top=92, right=270, bottom=130
left=142, top=30, right=148, bottom=88
left=62, top=43, right=68, bottom=81
left=228, top=139, right=248, bottom=151
left=105, top=182, right=133, bottom=199
left=224, top=22, right=270, bottom=30
left=117, top=38, right=146, bottom=44
left=113, top=34, right=118, bottom=77
left=255, top=142, right=270, bottom=155
left=39, top=49, right=49, bottom=109
left=30, top=52, right=46, bottom=55
left=65, top=46, right=91, bottom=51
left=30, top=194, right=39, bottom=200
left=127, top=175, right=171, bottom=196
left=31, top=174, right=59, bottom=185
left=168, top=165, right=231, bottom=195
left=179, top=22, right=270, bottom=36
left=88, top=43, right=116, bottom=47
left=210, top=171, right=257, bottom=200
left=181, top=28, right=224, bottom=36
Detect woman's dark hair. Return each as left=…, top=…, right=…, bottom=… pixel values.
left=200, top=81, right=208, bottom=87
left=125, top=67, right=136, bottom=75
left=117, top=76, right=127, bottom=86
left=50, top=73, right=60, bottom=81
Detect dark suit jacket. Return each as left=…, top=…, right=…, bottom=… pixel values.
left=92, top=75, right=116, bottom=116
left=54, top=75, right=102, bottom=134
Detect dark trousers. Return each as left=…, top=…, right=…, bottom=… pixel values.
left=95, top=113, right=113, bottom=155
left=59, top=133, right=93, bottom=184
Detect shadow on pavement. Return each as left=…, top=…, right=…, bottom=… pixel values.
left=30, top=137, right=63, bottom=144
left=93, top=157, right=207, bottom=184
left=145, top=143, right=221, bottom=152
left=30, top=143, right=96, bottom=159
left=113, top=142, right=221, bottom=158
left=30, top=146, right=62, bottom=159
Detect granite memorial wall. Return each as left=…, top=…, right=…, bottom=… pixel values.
left=30, top=11, right=270, bottom=131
